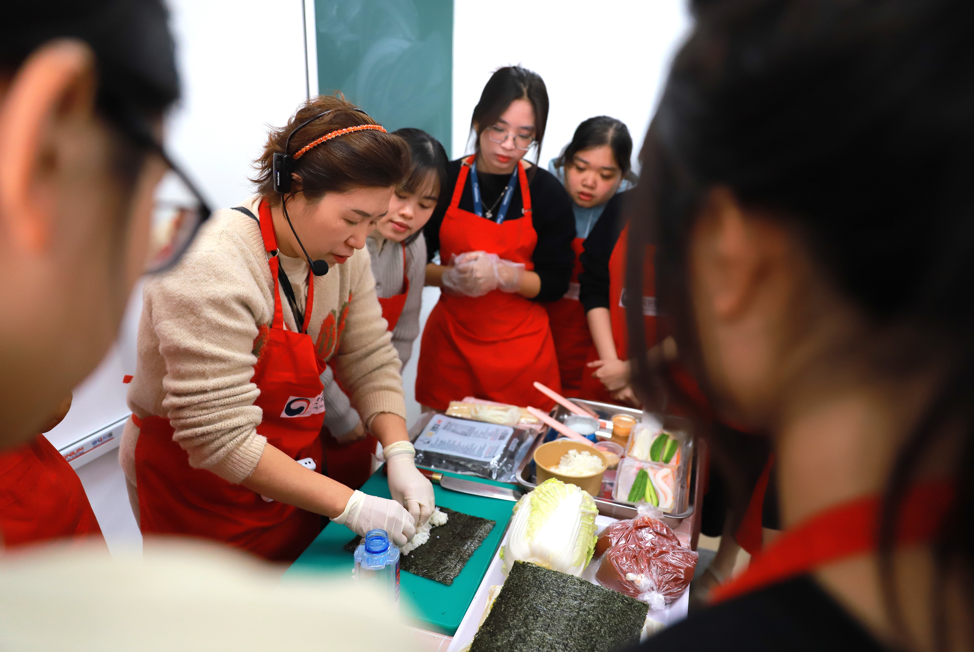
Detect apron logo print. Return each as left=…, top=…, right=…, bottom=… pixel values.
left=281, top=394, right=325, bottom=418
left=619, top=289, right=657, bottom=316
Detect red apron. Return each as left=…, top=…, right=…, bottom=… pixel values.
left=712, top=481, right=954, bottom=604
left=416, top=156, right=560, bottom=411
left=544, top=237, right=591, bottom=395
left=0, top=434, right=103, bottom=549
left=135, top=200, right=327, bottom=562
left=579, top=223, right=657, bottom=403
left=322, top=242, right=409, bottom=490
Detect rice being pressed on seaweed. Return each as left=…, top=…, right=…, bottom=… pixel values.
left=469, top=561, right=648, bottom=652
left=344, top=506, right=495, bottom=586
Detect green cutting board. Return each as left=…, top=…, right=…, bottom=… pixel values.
left=284, top=469, right=516, bottom=635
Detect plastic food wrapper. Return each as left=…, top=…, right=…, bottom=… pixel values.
left=613, top=456, right=680, bottom=512
left=446, top=399, right=543, bottom=432
left=626, top=424, right=684, bottom=467
left=410, top=412, right=536, bottom=483
left=594, top=504, right=698, bottom=609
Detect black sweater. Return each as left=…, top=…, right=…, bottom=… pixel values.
left=423, top=158, right=576, bottom=302
left=578, top=190, right=628, bottom=313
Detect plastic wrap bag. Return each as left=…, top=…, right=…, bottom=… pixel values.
left=411, top=413, right=536, bottom=483
left=594, top=504, right=698, bottom=609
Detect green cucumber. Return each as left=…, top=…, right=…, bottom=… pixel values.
left=644, top=474, right=659, bottom=506
left=649, top=433, right=669, bottom=462
left=662, top=439, right=679, bottom=464
left=628, top=469, right=649, bottom=502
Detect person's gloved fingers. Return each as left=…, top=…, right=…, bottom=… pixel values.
left=417, top=498, right=434, bottom=526
left=402, top=511, right=417, bottom=543
left=405, top=498, right=422, bottom=526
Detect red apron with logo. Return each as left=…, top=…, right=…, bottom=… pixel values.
left=416, top=156, right=560, bottom=411
left=544, top=237, right=591, bottom=395
left=0, top=434, right=104, bottom=549
left=323, top=242, right=409, bottom=490
left=134, top=201, right=326, bottom=562
left=580, top=223, right=657, bottom=403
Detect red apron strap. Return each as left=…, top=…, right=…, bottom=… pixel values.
left=451, top=156, right=476, bottom=210
left=712, top=481, right=954, bottom=603
left=301, top=268, right=315, bottom=333
left=267, top=257, right=285, bottom=331
left=257, top=201, right=279, bottom=254
left=517, top=161, right=532, bottom=217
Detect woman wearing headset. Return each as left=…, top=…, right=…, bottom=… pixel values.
left=122, top=95, right=435, bottom=562
left=418, top=66, right=575, bottom=411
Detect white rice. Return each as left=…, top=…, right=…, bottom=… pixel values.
left=400, top=507, right=449, bottom=555
left=551, top=449, right=605, bottom=476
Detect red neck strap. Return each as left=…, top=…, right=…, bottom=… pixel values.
left=712, top=481, right=955, bottom=603
left=453, top=155, right=531, bottom=217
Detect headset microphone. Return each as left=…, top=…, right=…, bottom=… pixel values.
left=274, top=107, right=383, bottom=278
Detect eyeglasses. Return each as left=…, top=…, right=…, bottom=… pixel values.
left=100, top=91, right=211, bottom=274
left=485, top=125, right=535, bottom=151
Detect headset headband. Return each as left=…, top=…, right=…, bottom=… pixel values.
left=272, top=107, right=386, bottom=193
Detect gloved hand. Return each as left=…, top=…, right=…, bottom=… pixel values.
left=333, top=490, right=416, bottom=546
left=442, top=252, right=524, bottom=297
left=384, top=441, right=436, bottom=525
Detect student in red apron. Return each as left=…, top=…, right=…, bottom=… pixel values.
left=123, top=97, right=435, bottom=562
left=576, top=191, right=656, bottom=406
left=545, top=117, right=635, bottom=395
left=418, top=66, right=575, bottom=411
left=321, top=129, right=449, bottom=490
left=628, top=2, right=972, bottom=649
left=0, top=394, right=104, bottom=549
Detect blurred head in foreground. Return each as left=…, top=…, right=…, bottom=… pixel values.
left=629, top=0, right=974, bottom=646
left=0, top=0, right=179, bottom=445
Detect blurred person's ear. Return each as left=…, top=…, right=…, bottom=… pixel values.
left=0, top=40, right=97, bottom=250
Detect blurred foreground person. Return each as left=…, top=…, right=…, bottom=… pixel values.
left=630, top=0, right=974, bottom=650
left=0, top=2, right=420, bottom=650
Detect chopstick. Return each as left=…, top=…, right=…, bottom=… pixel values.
left=533, top=382, right=610, bottom=428
left=526, top=406, right=594, bottom=445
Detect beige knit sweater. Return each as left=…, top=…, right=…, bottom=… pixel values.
left=120, top=196, right=406, bottom=486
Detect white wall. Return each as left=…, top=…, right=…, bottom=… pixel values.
left=451, top=0, right=691, bottom=168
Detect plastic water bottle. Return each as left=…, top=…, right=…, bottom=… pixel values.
left=353, top=529, right=400, bottom=602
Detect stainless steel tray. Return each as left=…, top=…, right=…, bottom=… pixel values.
left=515, top=398, right=695, bottom=523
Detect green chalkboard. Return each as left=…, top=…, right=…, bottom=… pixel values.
left=314, top=0, right=452, bottom=153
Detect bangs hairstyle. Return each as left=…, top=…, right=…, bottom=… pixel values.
left=253, top=94, right=410, bottom=205
left=393, top=127, right=450, bottom=207
left=470, top=66, right=549, bottom=166
left=555, top=116, right=635, bottom=181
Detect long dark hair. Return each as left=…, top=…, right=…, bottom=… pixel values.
left=555, top=116, right=634, bottom=181
left=628, top=0, right=974, bottom=643
left=392, top=127, right=449, bottom=246
left=470, top=66, right=549, bottom=166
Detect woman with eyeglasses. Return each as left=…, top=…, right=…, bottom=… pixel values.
left=121, top=94, right=435, bottom=562
left=545, top=116, right=635, bottom=398
left=418, top=66, right=575, bottom=411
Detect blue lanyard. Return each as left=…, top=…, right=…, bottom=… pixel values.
left=470, top=161, right=518, bottom=224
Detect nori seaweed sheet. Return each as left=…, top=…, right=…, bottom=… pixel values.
left=470, top=561, right=648, bottom=652
left=344, top=506, right=495, bottom=586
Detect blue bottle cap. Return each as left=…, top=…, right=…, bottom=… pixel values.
left=364, top=529, right=390, bottom=554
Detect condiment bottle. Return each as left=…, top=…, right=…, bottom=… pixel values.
left=353, top=529, right=400, bottom=602
left=610, top=414, right=637, bottom=447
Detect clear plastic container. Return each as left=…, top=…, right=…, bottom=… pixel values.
left=613, top=456, right=681, bottom=513
left=353, top=529, right=400, bottom=602
left=593, top=441, right=624, bottom=499
left=626, top=423, right=685, bottom=467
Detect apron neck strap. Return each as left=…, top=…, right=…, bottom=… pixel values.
left=257, top=200, right=280, bottom=254
left=451, top=155, right=476, bottom=210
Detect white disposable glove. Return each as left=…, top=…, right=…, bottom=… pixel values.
left=442, top=252, right=524, bottom=297
left=384, top=441, right=436, bottom=526
left=332, top=490, right=416, bottom=547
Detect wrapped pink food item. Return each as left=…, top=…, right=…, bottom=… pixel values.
left=595, top=515, right=698, bottom=609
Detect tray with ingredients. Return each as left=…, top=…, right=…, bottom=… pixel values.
left=515, top=399, right=696, bottom=520
left=446, top=477, right=697, bottom=651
